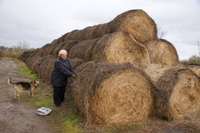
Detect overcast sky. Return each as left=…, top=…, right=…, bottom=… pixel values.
left=0, top=0, right=199, bottom=60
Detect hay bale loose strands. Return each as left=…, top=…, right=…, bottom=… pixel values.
left=70, top=61, right=155, bottom=126
left=154, top=68, right=200, bottom=120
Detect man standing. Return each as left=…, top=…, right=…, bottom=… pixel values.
left=51, top=49, right=75, bottom=107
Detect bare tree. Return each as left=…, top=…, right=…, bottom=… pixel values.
left=157, top=27, right=167, bottom=39
left=17, top=40, right=30, bottom=51
left=197, top=41, right=200, bottom=57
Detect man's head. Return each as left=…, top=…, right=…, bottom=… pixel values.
left=58, top=49, right=68, bottom=60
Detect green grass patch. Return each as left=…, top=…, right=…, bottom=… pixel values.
left=4, top=51, right=23, bottom=58
left=15, top=58, right=83, bottom=133
left=15, top=59, right=38, bottom=80
left=62, top=111, right=83, bottom=133
left=25, top=88, right=55, bottom=109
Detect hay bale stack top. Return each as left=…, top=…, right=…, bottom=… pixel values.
left=63, top=9, right=157, bottom=44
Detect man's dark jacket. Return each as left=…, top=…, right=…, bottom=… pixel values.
left=51, top=57, right=74, bottom=87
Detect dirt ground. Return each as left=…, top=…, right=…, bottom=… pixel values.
left=1, top=58, right=200, bottom=133
left=0, top=58, right=56, bottom=133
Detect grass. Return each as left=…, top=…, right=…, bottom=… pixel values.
left=62, top=111, right=83, bottom=133
left=2, top=51, right=23, bottom=58
left=15, top=58, right=83, bottom=133
left=16, top=59, right=38, bottom=80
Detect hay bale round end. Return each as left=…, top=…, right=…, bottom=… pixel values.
left=145, top=39, right=179, bottom=66
left=155, top=68, right=200, bottom=120
left=71, top=61, right=155, bottom=126
left=110, top=9, right=157, bottom=44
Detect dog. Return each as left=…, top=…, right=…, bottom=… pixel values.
left=7, top=77, right=40, bottom=99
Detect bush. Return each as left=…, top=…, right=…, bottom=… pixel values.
left=181, top=55, right=200, bottom=65
left=4, top=52, right=23, bottom=58
left=0, top=49, right=4, bottom=59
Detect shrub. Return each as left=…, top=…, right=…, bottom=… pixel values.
left=181, top=55, right=200, bottom=65
left=0, top=49, right=4, bottom=59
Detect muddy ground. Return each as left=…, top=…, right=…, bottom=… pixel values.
left=0, top=58, right=56, bottom=133
left=1, top=58, right=200, bottom=133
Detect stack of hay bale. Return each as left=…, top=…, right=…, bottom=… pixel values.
left=19, top=9, right=200, bottom=126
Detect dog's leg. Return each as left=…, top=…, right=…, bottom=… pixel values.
left=17, top=91, right=21, bottom=100
left=15, top=90, right=20, bottom=100
left=14, top=89, right=17, bottom=99
left=31, top=87, right=35, bottom=97
left=14, top=86, right=21, bottom=100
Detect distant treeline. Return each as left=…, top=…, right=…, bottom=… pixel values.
left=0, top=45, right=35, bottom=58
left=0, top=45, right=27, bottom=52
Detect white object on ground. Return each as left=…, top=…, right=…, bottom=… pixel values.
left=36, top=107, right=52, bottom=116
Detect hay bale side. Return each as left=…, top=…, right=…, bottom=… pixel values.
left=40, top=43, right=55, bottom=56
left=70, top=61, right=155, bottom=126
left=64, top=9, right=157, bottom=44
left=145, top=39, right=179, bottom=66
left=185, top=65, right=200, bottom=77
left=68, top=39, right=97, bottom=61
left=69, top=58, right=85, bottom=69
left=37, top=55, right=55, bottom=82
left=69, top=32, right=150, bottom=68
left=51, top=40, right=79, bottom=57
left=154, top=68, right=200, bottom=120
left=19, top=48, right=41, bottom=63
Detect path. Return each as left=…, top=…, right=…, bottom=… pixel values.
left=0, top=58, right=55, bottom=133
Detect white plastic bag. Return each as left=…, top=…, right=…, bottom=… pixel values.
left=36, top=107, right=52, bottom=116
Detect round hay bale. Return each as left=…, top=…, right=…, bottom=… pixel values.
left=64, top=9, right=157, bottom=44
left=37, top=55, right=55, bottom=82
left=19, top=50, right=34, bottom=62
left=68, top=58, right=85, bottom=69
left=52, top=40, right=79, bottom=57
left=29, top=56, right=44, bottom=74
left=145, top=39, right=179, bottom=66
left=40, top=43, right=56, bottom=56
left=19, top=48, right=41, bottom=64
left=69, top=32, right=150, bottom=68
left=108, top=9, right=157, bottom=44
left=69, top=39, right=97, bottom=61
left=185, top=65, right=200, bottom=77
left=39, top=38, right=68, bottom=57
left=154, top=68, right=200, bottom=120
left=70, top=61, right=155, bottom=126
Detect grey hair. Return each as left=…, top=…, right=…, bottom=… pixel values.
left=58, top=49, right=67, bottom=57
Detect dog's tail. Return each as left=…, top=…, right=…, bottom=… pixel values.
left=7, top=77, right=15, bottom=85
